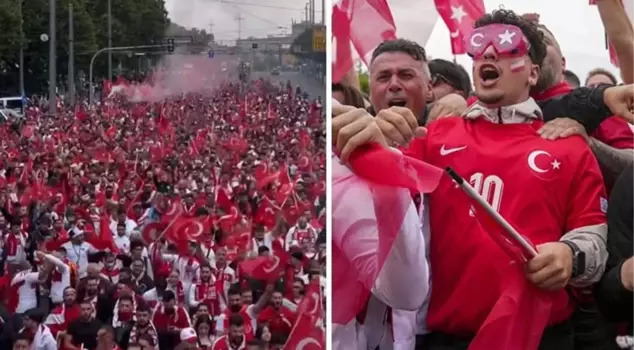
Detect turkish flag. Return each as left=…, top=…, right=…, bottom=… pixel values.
left=434, top=0, right=485, bottom=54
left=283, top=313, right=325, bottom=350
left=240, top=255, right=286, bottom=282
left=297, top=280, right=323, bottom=319
left=332, top=0, right=397, bottom=82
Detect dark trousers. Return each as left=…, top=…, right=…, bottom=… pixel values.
left=570, top=303, right=619, bottom=350
left=415, top=320, right=575, bottom=350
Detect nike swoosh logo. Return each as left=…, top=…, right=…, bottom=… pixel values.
left=450, top=30, right=460, bottom=38
left=440, top=145, right=467, bottom=156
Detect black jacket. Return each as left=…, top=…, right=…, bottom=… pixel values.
left=595, top=164, right=633, bottom=327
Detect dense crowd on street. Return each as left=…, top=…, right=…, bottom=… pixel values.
left=0, top=63, right=326, bottom=350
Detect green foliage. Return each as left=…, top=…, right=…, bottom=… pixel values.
left=358, top=72, right=369, bottom=95
left=0, top=0, right=199, bottom=96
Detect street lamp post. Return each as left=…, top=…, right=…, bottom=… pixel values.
left=18, top=0, right=24, bottom=97
left=68, top=2, right=75, bottom=106
left=108, top=0, right=112, bottom=80
left=48, top=0, right=57, bottom=117
left=88, top=44, right=166, bottom=105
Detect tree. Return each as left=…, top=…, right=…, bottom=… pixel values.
left=0, top=0, right=211, bottom=97
left=0, top=0, right=21, bottom=94
left=358, top=72, right=369, bottom=94
left=84, top=0, right=168, bottom=79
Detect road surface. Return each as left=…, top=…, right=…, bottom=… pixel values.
left=254, top=71, right=325, bottom=100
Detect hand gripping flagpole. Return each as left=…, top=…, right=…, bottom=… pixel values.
left=445, top=167, right=538, bottom=257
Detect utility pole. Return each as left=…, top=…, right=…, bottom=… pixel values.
left=48, top=0, right=57, bottom=117
left=107, top=0, right=112, bottom=80
left=304, top=3, right=308, bottom=25
left=68, top=2, right=75, bottom=106
left=236, top=15, right=243, bottom=41
left=18, top=0, right=24, bottom=97
left=310, top=0, right=315, bottom=25
left=321, top=0, right=325, bottom=24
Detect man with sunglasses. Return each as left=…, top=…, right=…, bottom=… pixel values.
left=428, top=59, right=472, bottom=101
left=332, top=10, right=614, bottom=350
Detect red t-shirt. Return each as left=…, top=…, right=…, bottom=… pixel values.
left=405, top=117, right=607, bottom=334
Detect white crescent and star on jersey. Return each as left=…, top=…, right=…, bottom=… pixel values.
left=527, top=150, right=561, bottom=173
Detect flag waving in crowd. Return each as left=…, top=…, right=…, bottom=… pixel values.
left=0, top=51, right=326, bottom=349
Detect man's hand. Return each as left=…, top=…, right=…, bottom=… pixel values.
left=525, top=242, right=573, bottom=290
left=332, top=105, right=385, bottom=163
left=537, top=117, right=588, bottom=141
left=427, top=93, right=467, bottom=124
left=620, top=256, right=634, bottom=291
left=604, top=84, right=634, bottom=123
left=375, top=106, right=427, bottom=145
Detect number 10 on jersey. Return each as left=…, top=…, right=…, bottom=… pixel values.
left=468, top=172, right=504, bottom=216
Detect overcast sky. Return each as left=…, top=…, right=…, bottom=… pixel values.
left=378, top=0, right=623, bottom=83
left=165, top=0, right=325, bottom=45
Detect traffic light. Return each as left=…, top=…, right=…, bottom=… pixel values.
left=167, top=38, right=174, bottom=53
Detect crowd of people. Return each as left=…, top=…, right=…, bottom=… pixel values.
left=332, top=5, right=633, bottom=350
left=0, top=62, right=326, bottom=350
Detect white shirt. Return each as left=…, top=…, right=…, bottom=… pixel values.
left=215, top=304, right=257, bottom=335
left=109, top=217, right=138, bottom=236
left=12, top=271, right=39, bottom=313
left=250, top=232, right=273, bottom=256
left=47, top=254, right=71, bottom=304
left=113, top=234, right=131, bottom=254
left=331, top=156, right=429, bottom=350
left=31, top=324, right=57, bottom=350
left=61, top=241, right=98, bottom=278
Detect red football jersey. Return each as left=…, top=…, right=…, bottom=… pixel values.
left=592, top=116, right=634, bottom=149
left=405, top=117, right=607, bottom=334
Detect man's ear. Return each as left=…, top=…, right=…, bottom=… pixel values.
left=528, top=64, right=540, bottom=86
left=426, top=84, right=434, bottom=102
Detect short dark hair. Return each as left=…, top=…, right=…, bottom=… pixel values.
left=228, top=285, right=241, bottom=296
left=24, top=308, right=46, bottom=323
left=162, top=290, right=176, bottom=302
left=371, top=38, right=427, bottom=64
left=564, top=70, right=581, bottom=88
left=229, top=313, right=245, bottom=327
left=429, top=59, right=473, bottom=96
left=586, top=67, right=617, bottom=86
left=474, top=9, right=547, bottom=67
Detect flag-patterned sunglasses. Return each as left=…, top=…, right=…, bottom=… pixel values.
left=465, top=24, right=531, bottom=59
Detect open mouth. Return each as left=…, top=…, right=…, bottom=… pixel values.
left=479, top=64, right=500, bottom=85
left=388, top=100, right=407, bottom=107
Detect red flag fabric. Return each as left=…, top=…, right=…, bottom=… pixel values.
left=240, top=255, right=286, bottom=282
left=348, top=143, right=443, bottom=194
left=332, top=147, right=441, bottom=324
left=331, top=0, right=397, bottom=82
left=455, top=176, right=568, bottom=350
left=283, top=313, right=325, bottom=350
left=434, top=0, right=486, bottom=54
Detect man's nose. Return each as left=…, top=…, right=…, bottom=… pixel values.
left=387, top=76, right=403, bottom=91
left=482, top=44, right=499, bottom=61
